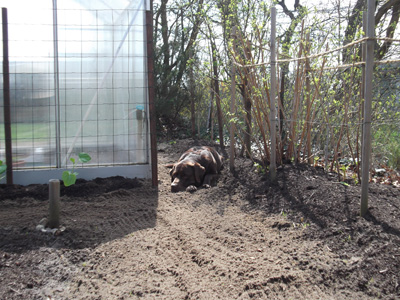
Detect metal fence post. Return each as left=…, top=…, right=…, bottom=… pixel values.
left=2, top=8, right=13, bottom=185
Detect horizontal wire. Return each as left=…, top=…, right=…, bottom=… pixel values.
left=234, top=37, right=400, bottom=68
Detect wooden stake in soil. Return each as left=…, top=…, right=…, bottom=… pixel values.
left=230, top=27, right=236, bottom=172
left=146, top=9, right=158, bottom=187
left=305, top=33, right=313, bottom=165
left=48, top=179, right=60, bottom=228
left=269, top=6, right=277, bottom=181
left=361, top=0, right=375, bottom=217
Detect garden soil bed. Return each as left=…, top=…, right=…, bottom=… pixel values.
left=0, top=139, right=399, bottom=299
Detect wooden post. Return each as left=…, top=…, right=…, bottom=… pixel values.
left=270, top=6, right=277, bottom=181
left=358, top=11, right=367, bottom=183
left=305, top=32, right=313, bottom=164
left=48, top=179, right=60, bottom=228
left=361, top=0, right=374, bottom=217
left=2, top=8, right=13, bottom=185
left=146, top=9, right=158, bottom=187
left=361, top=12, right=367, bottom=113
left=230, top=27, right=236, bottom=172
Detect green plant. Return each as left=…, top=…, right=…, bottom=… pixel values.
left=314, top=156, right=320, bottom=167
left=388, top=144, right=400, bottom=170
left=340, top=164, right=349, bottom=180
left=62, top=153, right=91, bottom=187
left=352, top=173, right=359, bottom=185
left=253, top=162, right=265, bottom=174
left=344, top=233, right=352, bottom=243
left=0, top=160, right=6, bottom=181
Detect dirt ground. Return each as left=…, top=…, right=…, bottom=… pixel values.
left=0, top=139, right=399, bottom=300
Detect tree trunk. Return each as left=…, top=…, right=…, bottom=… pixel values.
left=189, top=51, right=196, bottom=138
left=240, top=80, right=252, bottom=158
left=210, top=38, right=224, bottom=148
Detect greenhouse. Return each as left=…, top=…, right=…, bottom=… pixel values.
left=0, top=0, right=154, bottom=185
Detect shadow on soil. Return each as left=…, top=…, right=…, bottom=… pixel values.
left=0, top=176, right=158, bottom=253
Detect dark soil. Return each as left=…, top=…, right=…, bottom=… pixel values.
left=0, top=139, right=399, bottom=299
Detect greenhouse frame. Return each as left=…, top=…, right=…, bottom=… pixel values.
left=1, top=0, right=156, bottom=185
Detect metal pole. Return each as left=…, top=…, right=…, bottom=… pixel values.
left=270, top=6, right=277, bottom=181
left=2, top=8, right=13, bottom=185
left=48, top=179, right=60, bottom=228
left=230, top=27, right=236, bottom=172
left=361, top=0, right=375, bottom=217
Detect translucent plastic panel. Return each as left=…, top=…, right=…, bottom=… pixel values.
left=57, top=3, right=147, bottom=167
left=0, top=0, right=148, bottom=172
left=0, top=2, right=56, bottom=169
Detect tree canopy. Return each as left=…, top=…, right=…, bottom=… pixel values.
left=152, top=0, right=400, bottom=171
